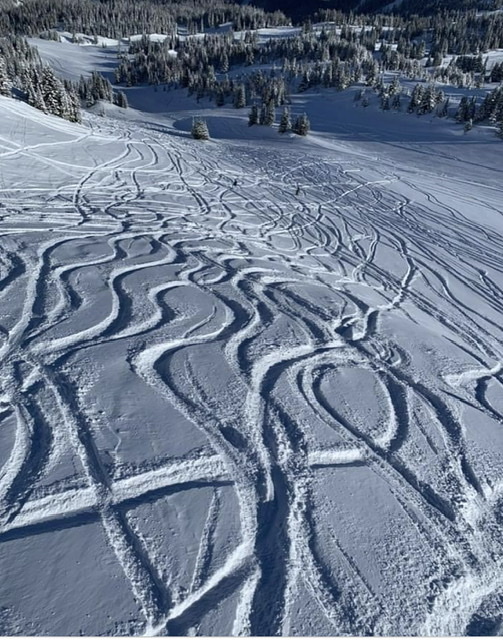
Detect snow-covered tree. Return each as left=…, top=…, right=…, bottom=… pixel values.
left=437, top=97, right=449, bottom=118
left=40, top=67, right=73, bottom=118
left=257, top=99, right=275, bottom=127
left=0, top=57, right=12, bottom=97
left=191, top=117, right=209, bottom=140
left=248, top=104, right=259, bottom=126
left=380, top=94, right=390, bottom=111
left=418, top=85, right=437, bottom=115
left=278, top=106, right=292, bottom=133
left=27, top=83, right=46, bottom=112
left=293, top=112, right=310, bottom=136
left=408, top=84, right=423, bottom=113
left=114, top=90, right=128, bottom=109
left=234, top=83, right=246, bottom=109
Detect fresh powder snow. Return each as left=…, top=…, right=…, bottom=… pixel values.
left=0, top=27, right=503, bottom=637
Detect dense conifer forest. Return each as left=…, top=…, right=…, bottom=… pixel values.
left=0, top=0, right=501, bottom=136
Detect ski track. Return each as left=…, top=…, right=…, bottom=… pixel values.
left=0, top=108, right=503, bottom=635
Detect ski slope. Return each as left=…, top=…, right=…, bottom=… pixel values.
left=0, top=92, right=503, bottom=636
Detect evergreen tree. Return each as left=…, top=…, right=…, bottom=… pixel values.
left=248, top=104, right=259, bottom=126
left=408, top=84, right=423, bottom=113
left=278, top=106, right=292, bottom=133
left=27, top=83, right=46, bottom=112
left=0, top=57, right=12, bottom=97
left=259, top=103, right=267, bottom=125
left=40, top=66, right=66, bottom=118
left=191, top=117, right=209, bottom=140
left=67, top=88, right=81, bottom=122
left=293, top=112, right=310, bottom=136
left=219, top=52, right=229, bottom=74
left=437, top=97, right=449, bottom=117
left=418, top=85, right=437, bottom=115
left=234, top=83, right=246, bottom=109
left=264, top=99, right=275, bottom=126
left=389, top=76, right=401, bottom=96
left=380, top=94, right=390, bottom=111
left=456, top=96, right=470, bottom=122
left=114, top=90, right=128, bottom=108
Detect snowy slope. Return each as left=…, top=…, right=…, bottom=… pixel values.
left=0, top=71, right=503, bottom=637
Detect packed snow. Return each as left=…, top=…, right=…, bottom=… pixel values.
left=1, top=36, right=503, bottom=636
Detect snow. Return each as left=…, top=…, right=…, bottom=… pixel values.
left=128, top=33, right=171, bottom=43
left=1, top=31, right=503, bottom=636
left=28, top=37, right=119, bottom=81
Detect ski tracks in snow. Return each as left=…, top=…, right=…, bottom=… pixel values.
left=0, top=108, right=503, bottom=634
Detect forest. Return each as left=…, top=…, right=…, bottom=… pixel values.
left=0, top=0, right=501, bottom=137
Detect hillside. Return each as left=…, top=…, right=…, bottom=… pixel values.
left=0, top=28, right=503, bottom=632
left=0, top=0, right=503, bottom=634
left=252, top=0, right=503, bottom=18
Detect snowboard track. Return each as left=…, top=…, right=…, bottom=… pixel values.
left=0, top=109, right=503, bottom=635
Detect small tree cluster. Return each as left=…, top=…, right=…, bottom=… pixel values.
left=292, top=113, right=310, bottom=136
left=27, top=66, right=80, bottom=122
left=407, top=83, right=444, bottom=115
left=0, top=37, right=81, bottom=122
left=78, top=71, right=112, bottom=106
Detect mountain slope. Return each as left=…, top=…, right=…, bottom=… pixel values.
left=0, top=79, right=503, bottom=635
left=252, top=0, right=503, bottom=17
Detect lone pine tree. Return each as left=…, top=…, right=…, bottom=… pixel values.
left=191, top=117, right=210, bottom=140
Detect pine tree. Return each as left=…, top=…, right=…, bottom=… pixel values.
left=114, top=90, right=128, bottom=108
left=278, top=106, right=292, bottom=133
left=456, top=96, right=469, bottom=122
left=418, top=85, right=437, bottom=115
left=248, top=104, right=259, bottom=126
left=293, top=112, right=310, bottom=136
left=0, top=57, right=12, bottom=97
left=27, top=83, right=47, bottom=113
left=389, top=76, right=401, bottom=96
left=191, top=117, right=209, bottom=140
left=234, top=83, right=246, bottom=109
left=68, top=89, right=81, bottom=122
left=219, top=52, right=229, bottom=74
left=259, top=103, right=267, bottom=125
left=41, top=67, right=69, bottom=118
left=264, top=99, right=275, bottom=126
left=380, top=94, right=390, bottom=111
left=437, top=97, right=449, bottom=118
left=408, top=84, right=423, bottom=113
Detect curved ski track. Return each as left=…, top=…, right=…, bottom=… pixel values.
left=0, top=109, right=503, bottom=635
